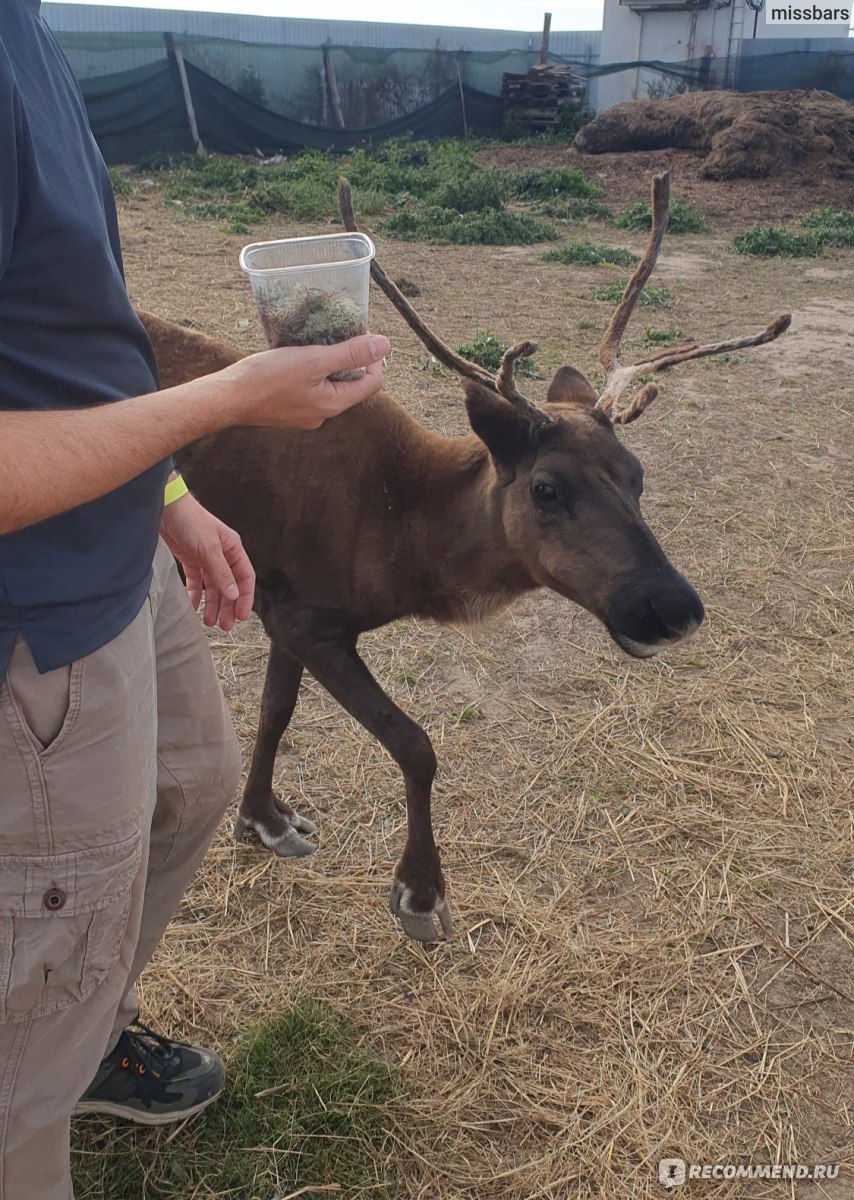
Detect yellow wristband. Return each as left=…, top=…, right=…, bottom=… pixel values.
left=164, top=475, right=189, bottom=506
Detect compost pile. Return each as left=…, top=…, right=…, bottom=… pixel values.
left=574, top=89, right=854, bottom=181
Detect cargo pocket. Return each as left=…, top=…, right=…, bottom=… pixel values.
left=0, top=833, right=143, bottom=1023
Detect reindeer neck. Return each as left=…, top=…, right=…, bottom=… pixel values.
left=391, top=420, right=537, bottom=624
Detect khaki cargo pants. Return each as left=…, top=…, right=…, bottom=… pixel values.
left=0, top=540, right=241, bottom=1199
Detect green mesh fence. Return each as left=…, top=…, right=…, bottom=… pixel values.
left=54, top=30, right=853, bottom=164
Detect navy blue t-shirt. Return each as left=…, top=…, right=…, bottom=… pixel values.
left=0, top=0, right=168, bottom=675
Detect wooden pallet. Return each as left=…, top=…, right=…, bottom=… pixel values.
left=502, top=64, right=587, bottom=134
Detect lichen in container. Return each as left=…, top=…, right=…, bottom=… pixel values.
left=239, top=233, right=376, bottom=381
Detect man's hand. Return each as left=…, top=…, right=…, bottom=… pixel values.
left=223, top=333, right=390, bottom=429
left=159, top=492, right=255, bottom=631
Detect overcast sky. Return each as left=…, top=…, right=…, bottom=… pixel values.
left=52, top=0, right=606, bottom=31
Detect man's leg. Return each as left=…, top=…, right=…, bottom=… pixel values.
left=0, top=608, right=158, bottom=1200
left=76, top=540, right=241, bottom=1119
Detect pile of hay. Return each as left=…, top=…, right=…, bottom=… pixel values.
left=575, top=89, right=854, bottom=180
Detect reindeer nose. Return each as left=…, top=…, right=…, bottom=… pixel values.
left=607, top=572, right=704, bottom=650
left=648, top=575, right=705, bottom=641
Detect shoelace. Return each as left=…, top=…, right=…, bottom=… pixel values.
left=117, top=1021, right=180, bottom=1087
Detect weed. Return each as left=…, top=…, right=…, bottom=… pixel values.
left=544, top=242, right=638, bottom=268
left=108, top=168, right=134, bottom=198
left=380, top=206, right=556, bottom=245
left=432, top=170, right=504, bottom=213
left=456, top=331, right=542, bottom=378
left=593, top=281, right=673, bottom=309
left=508, top=167, right=602, bottom=201
left=157, top=140, right=563, bottom=240
left=72, top=1000, right=398, bottom=1199
left=535, top=196, right=611, bottom=222
left=576, top=319, right=596, bottom=330
left=617, top=199, right=705, bottom=234
left=555, top=101, right=596, bottom=141
left=730, top=225, right=822, bottom=258
left=642, top=327, right=682, bottom=345
left=801, top=207, right=854, bottom=248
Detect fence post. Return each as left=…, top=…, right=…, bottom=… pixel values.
left=539, top=13, right=552, bottom=64
left=163, top=33, right=206, bottom=156
left=323, top=43, right=346, bottom=129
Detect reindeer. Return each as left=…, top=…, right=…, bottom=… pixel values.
left=141, top=173, right=790, bottom=942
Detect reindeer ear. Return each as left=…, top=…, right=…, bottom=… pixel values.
left=546, top=366, right=599, bottom=412
left=463, top=380, right=533, bottom=484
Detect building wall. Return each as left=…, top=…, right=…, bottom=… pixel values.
left=42, top=3, right=600, bottom=57
left=596, top=0, right=746, bottom=109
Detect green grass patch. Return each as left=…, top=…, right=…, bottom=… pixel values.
left=507, top=166, right=602, bottom=201
left=593, top=281, right=673, bottom=308
left=456, top=330, right=542, bottom=377
left=72, top=1000, right=399, bottom=1199
left=616, top=198, right=705, bottom=234
left=642, top=327, right=683, bottom=345
left=157, top=139, right=571, bottom=243
left=379, top=205, right=556, bottom=245
left=801, top=207, right=854, bottom=248
left=108, top=168, right=134, bottom=198
left=730, top=225, right=822, bottom=258
left=534, top=196, right=611, bottom=222
left=543, top=241, right=638, bottom=267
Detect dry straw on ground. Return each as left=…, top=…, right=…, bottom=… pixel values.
left=117, top=174, right=853, bottom=1198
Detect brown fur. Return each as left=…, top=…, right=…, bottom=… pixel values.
left=140, top=310, right=703, bottom=940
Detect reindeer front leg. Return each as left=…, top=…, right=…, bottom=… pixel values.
left=296, top=630, right=451, bottom=943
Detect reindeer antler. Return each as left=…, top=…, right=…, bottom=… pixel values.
left=596, top=172, right=791, bottom=424
left=338, top=178, right=552, bottom=427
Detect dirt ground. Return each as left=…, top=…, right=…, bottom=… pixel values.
left=116, top=166, right=853, bottom=1199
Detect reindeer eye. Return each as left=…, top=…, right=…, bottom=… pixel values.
left=532, top=481, right=559, bottom=509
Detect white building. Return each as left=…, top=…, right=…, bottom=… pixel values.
left=595, top=0, right=851, bottom=110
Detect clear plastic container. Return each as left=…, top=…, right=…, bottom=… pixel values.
left=239, top=233, right=375, bottom=380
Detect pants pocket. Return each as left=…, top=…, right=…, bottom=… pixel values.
left=3, top=639, right=81, bottom=753
left=0, top=834, right=143, bottom=1023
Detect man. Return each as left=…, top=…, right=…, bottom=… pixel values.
left=0, top=2, right=390, bottom=1196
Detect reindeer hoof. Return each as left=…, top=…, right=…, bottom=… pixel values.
left=233, top=811, right=315, bottom=858
left=389, top=880, right=453, bottom=943
left=271, top=796, right=317, bottom=835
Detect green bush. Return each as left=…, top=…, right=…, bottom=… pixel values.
left=456, top=330, right=541, bottom=377
left=616, top=198, right=705, bottom=234
left=730, top=225, right=821, bottom=258
left=433, top=169, right=505, bottom=212
left=500, top=102, right=594, bottom=145
left=543, top=241, right=638, bottom=267
left=380, top=205, right=557, bottom=245
left=593, top=281, right=673, bottom=308
left=556, top=101, right=596, bottom=141
left=801, top=207, right=854, bottom=248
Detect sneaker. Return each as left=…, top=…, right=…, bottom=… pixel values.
left=74, top=1020, right=224, bottom=1126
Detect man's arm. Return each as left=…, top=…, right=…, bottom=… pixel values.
left=0, top=334, right=389, bottom=535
